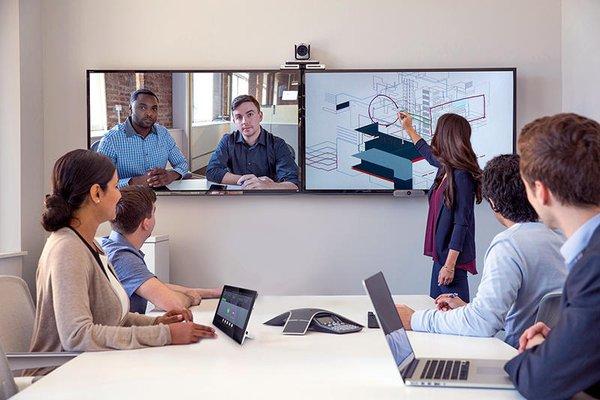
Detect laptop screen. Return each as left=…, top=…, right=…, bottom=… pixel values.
left=363, top=272, right=415, bottom=375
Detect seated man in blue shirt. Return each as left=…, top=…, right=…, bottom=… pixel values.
left=101, top=186, right=221, bottom=314
left=395, top=154, right=567, bottom=348
left=98, top=88, right=189, bottom=188
left=502, top=113, right=600, bottom=399
left=205, top=94, right=300, bottom=190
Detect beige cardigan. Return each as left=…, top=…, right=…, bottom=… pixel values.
left=27, top=228, right=171, bottom=374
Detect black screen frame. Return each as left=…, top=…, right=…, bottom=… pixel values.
left=85, top=67, right=516, bottom=196
left=301, top=67, right=517, bottom=194
left=212, top=285, right=258, bottom=345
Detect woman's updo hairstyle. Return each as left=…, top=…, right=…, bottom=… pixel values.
left=42, top=149, right=116, bottom=232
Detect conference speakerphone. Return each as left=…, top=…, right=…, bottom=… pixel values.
left=212, top=285, right=258, bottom=345
left=264, top=308, right=363, bottom=335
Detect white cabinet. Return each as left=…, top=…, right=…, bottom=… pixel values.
left=140, top=234, right=170, bottom=283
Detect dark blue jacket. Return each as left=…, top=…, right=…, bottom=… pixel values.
left=504, top=225, right=600, bottom=400
left=415, top=139, right=476, bottom=267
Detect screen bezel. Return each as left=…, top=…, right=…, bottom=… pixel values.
left=301, top=67, right=517, bottom=194
left=85, top=69, right=302, bottom=195
left=212, top=284, right=258, bottom=344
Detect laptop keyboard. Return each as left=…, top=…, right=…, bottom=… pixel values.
left=420, top=360, right=470, bottom=381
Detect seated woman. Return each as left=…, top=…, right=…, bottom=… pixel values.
left=27, top=149, right=215, bottom=375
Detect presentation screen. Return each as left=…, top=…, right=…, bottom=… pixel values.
left=87, top=70, right=300, bottom=193
left=304, top=69, right=515, bottom=192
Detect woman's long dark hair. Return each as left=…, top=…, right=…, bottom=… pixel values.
left=430, top=113, right=482, bottom=209
left=42, top=149, right=115, bottom=232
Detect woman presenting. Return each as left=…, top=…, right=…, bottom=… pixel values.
left=399, top=112, right=482, bottom=302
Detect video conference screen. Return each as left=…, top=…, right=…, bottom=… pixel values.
left=304, top=69, right=515, bottom=192
left=87, top=70, right=300, bottom=192
left=213, top=286, right=257, bottom=344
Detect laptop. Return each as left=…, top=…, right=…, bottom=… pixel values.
left=363, top=271, right=514, bottom=389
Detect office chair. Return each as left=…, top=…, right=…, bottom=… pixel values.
left=0, top=276, right=79, bottom=377
left=90, top=140, right=101, bottom=152
left=0, top=345, right=18, bottom=400
left=534, top=291, right=563, bottom=329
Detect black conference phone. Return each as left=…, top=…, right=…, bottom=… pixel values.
left=264, top=308, right=363, bottom=335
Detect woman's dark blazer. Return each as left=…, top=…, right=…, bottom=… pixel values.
left=415, top=138, right=476, bottom=267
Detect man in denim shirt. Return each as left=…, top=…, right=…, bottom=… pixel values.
left=98, top=89, right=189, bottom=188
left=206, top=95, right=299, bottom=190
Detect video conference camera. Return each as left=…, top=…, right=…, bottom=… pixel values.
left=295, top=43, right=310, bottom=60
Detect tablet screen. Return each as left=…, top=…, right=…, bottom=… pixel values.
left=213, top=285, right=258, bottom=344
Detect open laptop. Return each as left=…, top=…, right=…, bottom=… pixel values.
left=363, top=271, right=514, bottom=389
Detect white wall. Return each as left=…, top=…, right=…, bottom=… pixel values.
left=562, top=0, right=600, bottom=121
left=1, top=0, right=44, bottom=292
left=39, top=0, right=562, bottom=295
left=0, top=0, right=22, bottom=254
left=19, top=0, right=45, bottom=293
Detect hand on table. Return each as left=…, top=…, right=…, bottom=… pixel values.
left=236, top=174, right=257, bottom=186
left=395, top=304, right=414, bottom=330
left=435, top=293, right=466, bottom=311
left=241, top=176, right=276, bottom=190
left=147, top=168, right=179, bottom=187
left=169, top=322, right=217, bottom=345
left=154, top=309, right=193, bottom=325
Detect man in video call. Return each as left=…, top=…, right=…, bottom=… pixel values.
left=205, top=94, right=300, bottom=190
left=97, top=88, right=189, bottom=188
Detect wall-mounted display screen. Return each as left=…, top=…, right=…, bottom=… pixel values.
left=87, top=70, right=300, bottom=193
left=303, top=69, right=516, bottom=192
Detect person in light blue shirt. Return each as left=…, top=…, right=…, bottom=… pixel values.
left=396, top=154, right=567, bottom=348
left=97, top=88, right=189, bottom=188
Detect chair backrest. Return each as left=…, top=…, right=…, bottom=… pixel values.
left=0, top=276, right=35, bottom=353
left=0, top=345, right=18, bottom=400
left=534, top=291, right=563, bottom=329
left=90, top=140, right=100, bottom=152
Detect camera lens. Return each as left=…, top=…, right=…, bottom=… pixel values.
left=297, top=45, right=308, bottom=57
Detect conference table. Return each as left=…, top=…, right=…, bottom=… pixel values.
left=14, top=295, right=523, bottom=399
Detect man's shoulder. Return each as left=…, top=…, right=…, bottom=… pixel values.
left=500, top=222, right=561, bottom=246
left=101, top=237, right=141, bottom=263
left=566, top=234, right=600, bottom=302
left=103, top=123, right=126, bottom=139
left=153, top=123, right=171, bottom=136
left=574, top=232, right=600, bottom=275
left=491, top=224, right=563, bottom=265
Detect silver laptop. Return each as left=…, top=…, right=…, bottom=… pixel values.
left=363, top=271, right=514, bottom=389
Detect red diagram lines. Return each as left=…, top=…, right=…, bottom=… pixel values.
left=428, top=94, right=486, bottom=132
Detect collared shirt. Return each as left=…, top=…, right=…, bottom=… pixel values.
left=560, top=212, right=600, bottom=271
left=100, top=231, right=155, bottom=314
left=205, top=127, right=300, bottom=187
left=411, top=222, right=567, bottom=348
left=97, top=117, right=189, bottom=188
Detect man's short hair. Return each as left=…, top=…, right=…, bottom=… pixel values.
left=482, top=154, right=538, bottom=223
left=112, top=185, right=156, bottom=235
left=130, top=88, right=159, bottom=104
left=231, top=94, right=260, bottom=112
left=518, top=113, right=600, bottom=206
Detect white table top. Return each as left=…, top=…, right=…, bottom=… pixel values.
left=14, top=295, right=523, bottom=399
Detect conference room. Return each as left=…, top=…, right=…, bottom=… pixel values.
left=1, top=1, right=599, bottom=399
